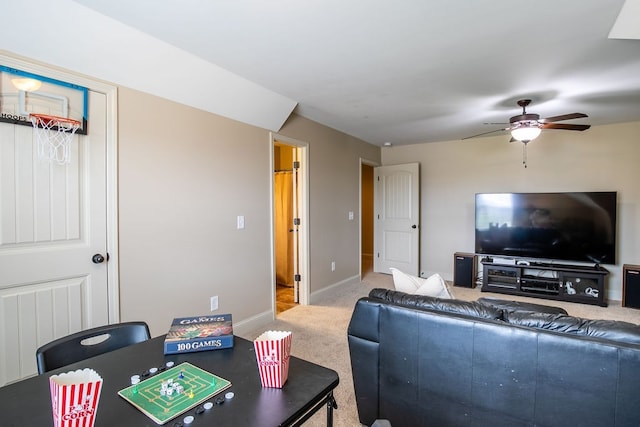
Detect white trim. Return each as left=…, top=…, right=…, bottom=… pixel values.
left=309, top=275, right=361, bottom=304
left=270, top=133, right=310, bottom=311
left=359, top=157, right=380, bottom=281
left=0, top=52, right=120, bottom=323
left=232, top=310, right=275, bottom=337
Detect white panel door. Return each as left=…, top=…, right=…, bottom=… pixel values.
left=0, top=90, right=109, bottom=385
left=373, top=163, right=420, bottom=275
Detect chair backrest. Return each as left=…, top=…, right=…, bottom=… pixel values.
left=36, top=321, right=151, bottom=374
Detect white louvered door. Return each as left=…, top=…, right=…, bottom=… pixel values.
left=0, top=90, right=109, bottom=386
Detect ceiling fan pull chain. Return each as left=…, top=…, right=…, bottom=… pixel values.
left=522, top=142, right=528, bottom=168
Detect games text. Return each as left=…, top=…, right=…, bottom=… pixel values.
left=176, top=339, right=223, bottom=351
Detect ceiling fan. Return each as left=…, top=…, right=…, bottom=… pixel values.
left=464, top=99, right=591, bottom=167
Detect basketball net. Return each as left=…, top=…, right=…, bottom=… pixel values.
left=30, top=113, right=81, bottom=165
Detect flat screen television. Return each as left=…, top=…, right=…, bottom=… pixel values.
left=475, top=192, right=617, bottom=264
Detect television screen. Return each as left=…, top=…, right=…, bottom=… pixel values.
left=475, top=192, right=617, bottom=264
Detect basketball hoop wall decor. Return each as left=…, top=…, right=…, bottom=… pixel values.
left=1, top=64, right=88, bottom=165
left=30, top=113, right=81, bottom=164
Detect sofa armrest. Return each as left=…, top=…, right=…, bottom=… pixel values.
left=348, top=298, right=381, bottom=426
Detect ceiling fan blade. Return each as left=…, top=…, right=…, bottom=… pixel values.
left=462, top=127, right=509, bottom=140
left=540, top=113, right=588, bottom=123
left=541, top=123, right=591, bottom=131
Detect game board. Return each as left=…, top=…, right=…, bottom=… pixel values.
left=118, top=362, right=231, bottom=425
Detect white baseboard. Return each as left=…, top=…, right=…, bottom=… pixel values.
left=235, top=274, right=361, bottom=336
left=233, top=310, right=273, bottom=337
left=309, top=274, right=361, bottom=304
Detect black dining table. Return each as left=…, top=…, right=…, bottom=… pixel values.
left=0, top=335, right=339, bottom=426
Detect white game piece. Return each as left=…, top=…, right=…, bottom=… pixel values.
left=130, top=375, right=140, bottom=384
left=149, top=367, right=158, bottom=374
left=203, top=402, right=213, bottom=410
left=166, top=361, right=174, bottom=368
left=166, top=388, right=173, bottom=396
left=225, top=392, right=235, bottom=399
left=184, top=415, right=194, bottom=424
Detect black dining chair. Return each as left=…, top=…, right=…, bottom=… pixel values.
left=36, top=321, right=151, bottom=374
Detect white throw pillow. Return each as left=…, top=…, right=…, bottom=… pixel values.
left=389, top=268, right=453, bottom=299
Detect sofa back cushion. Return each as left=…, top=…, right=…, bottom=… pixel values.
left=504, top=310, right=640, bottom=345
left=368, top=288, right=502, bottom=320
left=477, top=297, right=568, bottom=316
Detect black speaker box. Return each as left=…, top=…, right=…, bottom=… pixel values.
left=454, top=252, right=476, bottom=288
left=623, top=264, right=640, bottom=309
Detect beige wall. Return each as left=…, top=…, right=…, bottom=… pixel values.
left=382, top=121, right=640, bottom=301
left=279, top=115, right=381, bottom=292
left=118, top=87, right=380, bottom=336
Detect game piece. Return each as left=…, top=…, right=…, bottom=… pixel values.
left=183, top=415, right=194, bottom=424
left=141, top=370, right=150, bottom=378
left=179, top=371, right=184, bottom=379
left=149, top=367, right=158, bottom=374
left=203, top=402, right=213, bottom=410
left=131, top=378, right=140, bottom=394
left=215, top=397, right=224, bottom=405
left=166, top=361, right=175, bottom=368
left=225, top=392, right=234, bottom=399
left=189, top=391, right=195, bottom=398
left=130, top=375, right=140, bottom=384
left=195, top=406, right=205, bottom=415
left=173, top=422, right=183, bottom=427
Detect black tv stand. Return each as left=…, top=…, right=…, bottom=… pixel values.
left=481, top=260, right=608, bottom=307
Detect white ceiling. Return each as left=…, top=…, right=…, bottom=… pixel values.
left=6, top=0, right=640, bottom=146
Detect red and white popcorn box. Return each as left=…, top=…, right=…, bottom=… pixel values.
left=49, top=368, right=103, bottom=427
left=254, top=330, right=292, bottom=388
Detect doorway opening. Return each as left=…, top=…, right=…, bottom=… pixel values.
left=361, top=162, right=375, bottom=278
left=272, top=135, right=309, bottom=315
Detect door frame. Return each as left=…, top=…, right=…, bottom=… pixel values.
left=359, top=158, right=380, bottom=280
left=270, top=133, right=309, bottom=311
left=0, top=52, right=120, bottom=322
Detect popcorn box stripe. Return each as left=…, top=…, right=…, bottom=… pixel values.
left=50, top=371, right=102, bottom=427
left=254, top=331, right=292, bottom=388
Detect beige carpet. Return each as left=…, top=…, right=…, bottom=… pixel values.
left=240, top=271, right=640, bottom=427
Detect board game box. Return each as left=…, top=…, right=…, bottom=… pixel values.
left=118, top=362, right=231, bottom=425
left=163, top=314, right=234, bottom=355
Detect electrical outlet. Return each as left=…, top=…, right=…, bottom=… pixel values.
left=210, top=296, right=219, bottom=311
left=331, top=261, right=336, bottom=271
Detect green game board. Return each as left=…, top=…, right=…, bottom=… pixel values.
left=118, top=362, right=231, bottom=425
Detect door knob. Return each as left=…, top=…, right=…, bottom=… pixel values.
left=411, top=224, right=417, bottom=229
left=92, top=254, right=106, bottom=264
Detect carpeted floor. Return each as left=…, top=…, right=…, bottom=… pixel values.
left=240, top=271, right=640, bottom=426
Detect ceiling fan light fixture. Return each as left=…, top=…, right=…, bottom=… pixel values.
left=511, top=124, right=541, bottom=142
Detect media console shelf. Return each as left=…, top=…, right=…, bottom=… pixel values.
left=481, top=260, right=608, bottom=307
